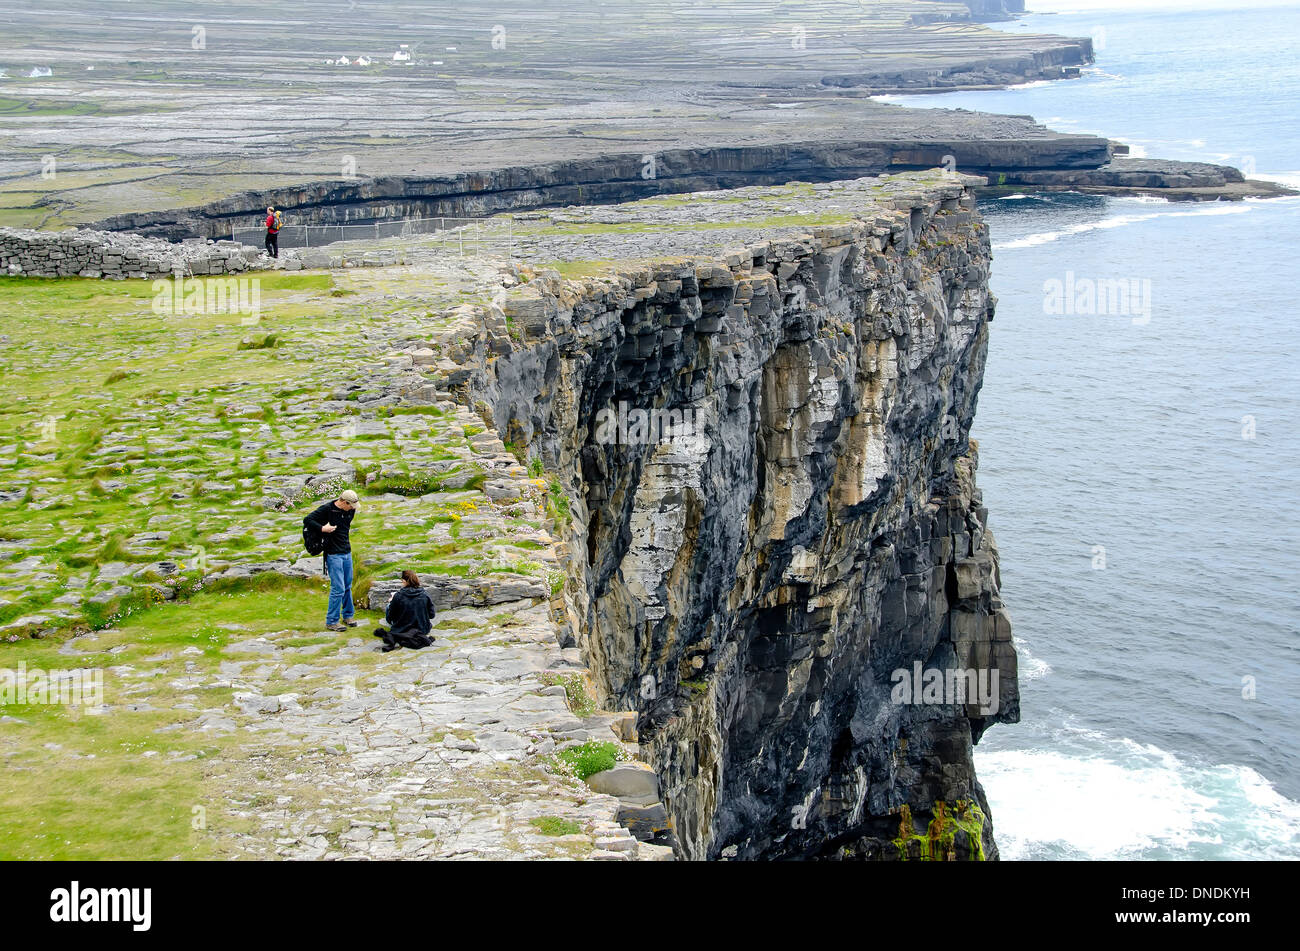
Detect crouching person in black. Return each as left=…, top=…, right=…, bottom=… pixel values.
left=374, top=570, right=436, bottom=652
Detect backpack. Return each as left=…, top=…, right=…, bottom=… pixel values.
left=269, top=211, right=282, bottom=233
left=302, top=515, right=324, bottom=556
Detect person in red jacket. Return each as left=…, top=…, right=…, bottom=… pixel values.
left=264, top=205, right=282, bottom=258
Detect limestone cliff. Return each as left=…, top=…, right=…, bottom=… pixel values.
left=422, top=172, right=1019, bottom=859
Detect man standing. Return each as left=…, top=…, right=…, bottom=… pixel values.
left=264, top=205, right=281, bottom=258
left=305, top=489, right=360, bottom=631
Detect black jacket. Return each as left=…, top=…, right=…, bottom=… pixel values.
left=385, top=585, right=435, bottom=637
left=304, top=500, right=354, bottom=555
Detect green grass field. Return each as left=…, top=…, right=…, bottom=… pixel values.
left=0, top=266, right=564, bottom=857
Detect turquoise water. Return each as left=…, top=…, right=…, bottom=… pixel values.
left=882, top=2, right=1300, bottom=859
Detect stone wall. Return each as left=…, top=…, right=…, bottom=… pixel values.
left=0, top=227, right=264, bottom=279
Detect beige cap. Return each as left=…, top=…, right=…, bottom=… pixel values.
left=340, top=489, right=360, bottom=506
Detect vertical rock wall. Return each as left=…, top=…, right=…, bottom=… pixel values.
left=444, top=174, right=1018, bottom=860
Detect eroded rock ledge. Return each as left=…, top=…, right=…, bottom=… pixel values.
left=406, top=171, right=1019, bottom=859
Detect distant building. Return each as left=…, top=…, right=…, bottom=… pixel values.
left=392, top=45, right=411, bottom=63
left=29, top=66, right=52, bottom=78
left=355, top=56, right=372, bottom=66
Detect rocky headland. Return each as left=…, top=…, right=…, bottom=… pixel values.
left=1, top=0, right=1289, bottom=237
left=2, top=171, right=1014, bottom=859
left=3, top=0, right=1288, bottom=862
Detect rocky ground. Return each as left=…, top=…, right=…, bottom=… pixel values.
left=293, top=175, right=963, bottom=273
left=0, top=247, right=681, bottom=859
left=3, top=168, right=1025, bottom=860
left=1, top=171, right=997, bottom=860
left=0, top=0, right=1095, bottom=229
left=3, top=0, right=1281, bottom=237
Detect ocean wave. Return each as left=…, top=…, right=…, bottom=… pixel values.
left=999, top=80, right=1061, bottom=91
left=1249, top=170, right=1300, bottom=190
left=976, top=733, right=1300, bottom=860
left=1014, top=639, right=1053, bottom=681
left=1112, top=194, right=1169, bottom=204
left=993, top=203, right=1253, bottom=250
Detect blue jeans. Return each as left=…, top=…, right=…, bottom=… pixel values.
left=325, top=552, right=354, bottom=624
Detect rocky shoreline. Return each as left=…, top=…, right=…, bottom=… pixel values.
left=87, top=138, right=1290, bottom=244
left=4, top=0, right=1294, bottom=863
left=7, top=0, right=1290, bottom=237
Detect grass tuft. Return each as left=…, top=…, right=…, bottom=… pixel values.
left=552, top=741, right=623, bottom=782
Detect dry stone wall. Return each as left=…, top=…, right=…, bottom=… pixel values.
left=0, top=227, right=265, bottom=279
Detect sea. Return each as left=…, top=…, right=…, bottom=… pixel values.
left=879, top=0, right=1300, bottom=859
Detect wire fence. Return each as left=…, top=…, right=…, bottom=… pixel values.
left=229, top=215, right=514, bottom=253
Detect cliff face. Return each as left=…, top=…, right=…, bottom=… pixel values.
left=437, top=173, right=1018, bottom=859
left=12, top=0, right=1103, bottom=231
left=88, top=136, right=1112, bottom=241
left=822, top=35, right=1088, bottom=88
left=946, top=0, right=1026, bottom=21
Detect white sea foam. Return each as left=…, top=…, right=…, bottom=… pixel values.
left=1113, top=194, right=1169, bottom=204
left=993, top=202, right=1252, bottom=251
left=978, top=748, right=1214, bottom=859
left=1251, top=170, right=1300, bottom=190
left=977, top=733, right=1300, bottom=860
left=1001, top=80, right=1059, bottom=91
left=1014, top=639, right=1052, bottom=681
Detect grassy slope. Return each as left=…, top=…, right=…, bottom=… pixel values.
left=0, top=268, right=564, bottom=858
